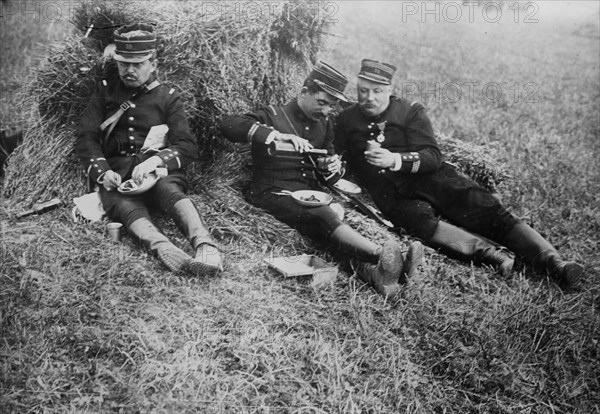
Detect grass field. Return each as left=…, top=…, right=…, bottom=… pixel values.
left=1, top=1, right=599, bottom=413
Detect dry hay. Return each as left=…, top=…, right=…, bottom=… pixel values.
left=1, top=1, right=509, bottom=258
left=437, top=134, right=509, bottom=193
left=2, top=0, right=328, bottom=205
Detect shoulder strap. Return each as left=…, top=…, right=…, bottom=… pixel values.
left=280, top=107, right=300, bottom=137
left=99, top=80, right=160, bottom=132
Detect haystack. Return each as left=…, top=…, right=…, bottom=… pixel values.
left=2, top=1, right=508, bottom=257
left=2, top=0, right=328, bottom=203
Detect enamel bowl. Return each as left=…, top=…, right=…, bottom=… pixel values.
left=291, top=190, right=333, bottom=207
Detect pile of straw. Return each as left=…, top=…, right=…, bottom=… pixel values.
left=3, top=0, right=329, bottom=205
left=2, top=0, right=508, bottom=243
left=438, top=135, right=509, bottom=193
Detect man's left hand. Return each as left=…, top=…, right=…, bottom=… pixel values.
left=325, top=154, right=342, bottom=175
left=365, top=148, right=395, bottom=169
left=132, top=156, right=165, bottom=185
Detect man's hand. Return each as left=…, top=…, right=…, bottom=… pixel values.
left=101, top=170, right=122, bottom=191
left=132, top=156, right=164, bottom=185
left=325, top=154, right=342, bottom=174
left=365, top=148, right=395, bottom=169
left=274, top=131, right=313, bottom=153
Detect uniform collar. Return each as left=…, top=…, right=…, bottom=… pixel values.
left=121, top=75, right=156, bottom=93
left=287, top=98, right=317, bottom=124
left=362, top=96, right=395, bottom=122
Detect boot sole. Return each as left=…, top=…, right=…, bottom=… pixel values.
left=156, top=245, right=193, bottom=272
left=559, top=262, right=584, bottom=289
left=373, top=240, right=403, bottom=297
left=188, top=260, right=221, bottom=276
left=403, top=241, right=424, bottom=280
left=379, top=240, right=404, bottom=279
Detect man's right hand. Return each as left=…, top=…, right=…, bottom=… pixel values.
left=274, top=131, right=313, bottom=153
left=101, top=170, right=122, bottom=191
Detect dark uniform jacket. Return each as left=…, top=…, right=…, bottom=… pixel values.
left=76, top=78, right=197, bottom=185
left=336, top=96, right=517, bottom=241
left=335, top=96, right=443, bottom=217
left=336, top=96, right=442, bottom=182
left=220, top=99, right=334, bottom=195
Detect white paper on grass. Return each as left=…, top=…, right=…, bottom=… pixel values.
left=72, top=191, right=105, bottom=222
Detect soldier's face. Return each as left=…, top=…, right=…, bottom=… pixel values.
left=117, top=59, right=156, bottom=88
left=298, top=89, right=338, bottom=121
left=357, top=78, right=392, bottom=117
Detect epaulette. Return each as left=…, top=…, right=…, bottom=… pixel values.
left=410, top=101, right=426, bottom=111
left=267, top=105, right=278, bottom=116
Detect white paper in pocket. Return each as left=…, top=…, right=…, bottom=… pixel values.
left=142, top=124, right=169, bottom=153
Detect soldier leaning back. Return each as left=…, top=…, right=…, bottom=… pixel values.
left=335, top=59, right=584, bottom=289
left=76, top=23, right=221, bottom=275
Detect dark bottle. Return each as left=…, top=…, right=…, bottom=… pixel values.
left=16, top=198, right=62, bottom=218
left=267, top=141, right=328, bottom=157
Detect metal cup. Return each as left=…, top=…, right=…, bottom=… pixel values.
left=107, top=222, right=123, bottom=242
left=316, top=156, right=329, bottom=172
left=365, top=140, right=381, bottom=152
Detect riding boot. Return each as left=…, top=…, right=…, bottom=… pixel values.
left=171, top=199, right=222, bottom=275
left=330, top=224, right=404, bottom=297
left=128, top=217, right=191, bottom=272
left=502, top=222, right=584, bottom=289
left=428, top=221, right=514, bottom=277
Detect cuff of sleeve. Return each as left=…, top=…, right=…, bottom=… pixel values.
left=264, top=130, right=279, bottom=145
left=87, top=157, right=110, bottom=183
left=248, top=123, right=274, bottom=144
left=157, top=148, right=182, bottom=170
left=389, top=153, right=403, bottom=171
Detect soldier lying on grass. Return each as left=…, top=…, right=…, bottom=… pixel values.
left=220, top=61, right=422, bottom=297
left=335, top=59, right=584, bottom=290
left=76, top=23, right=221, bottom=275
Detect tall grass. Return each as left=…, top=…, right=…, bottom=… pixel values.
left=1, top=1, right=599, bottom=413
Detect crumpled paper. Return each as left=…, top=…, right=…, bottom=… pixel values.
left=72, top=191, right=105, bottom=222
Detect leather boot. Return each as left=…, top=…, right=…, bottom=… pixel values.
left=128, top=218, right=191, bottom=272
left=171, top=199, right=222, bottom=276
left=502, top=222, right=584, bottom=289
left=349, top=239, right=404, bottom=298
left=428, top=221, right=514, bottom=277
left=400, top=241, right=424, bottom=283
left=330, top=224, right=404, bottom=296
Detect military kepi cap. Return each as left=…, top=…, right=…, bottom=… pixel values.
left=358, top=59, right=397, bottom=85
left=308, top=61, right=349, bottom=102
left=113, top=23, right=156, bottom=63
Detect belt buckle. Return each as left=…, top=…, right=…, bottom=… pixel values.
left=119, top=101, right=130, bottom=111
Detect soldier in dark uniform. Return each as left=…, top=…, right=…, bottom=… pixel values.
left=335, top=59, right=584, bottom=289
left=76, top=23, right=221, bottom=275
left=220, top=62, right=423, bottom=297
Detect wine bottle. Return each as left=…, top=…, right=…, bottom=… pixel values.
left=16, top=198, right=62, bottom=218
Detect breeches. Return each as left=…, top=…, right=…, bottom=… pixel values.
left=99, top=171, right=189, bottom=228
left=248, top=190, right=343, bottom=238
left=375, top=164, right=518, bottom=242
